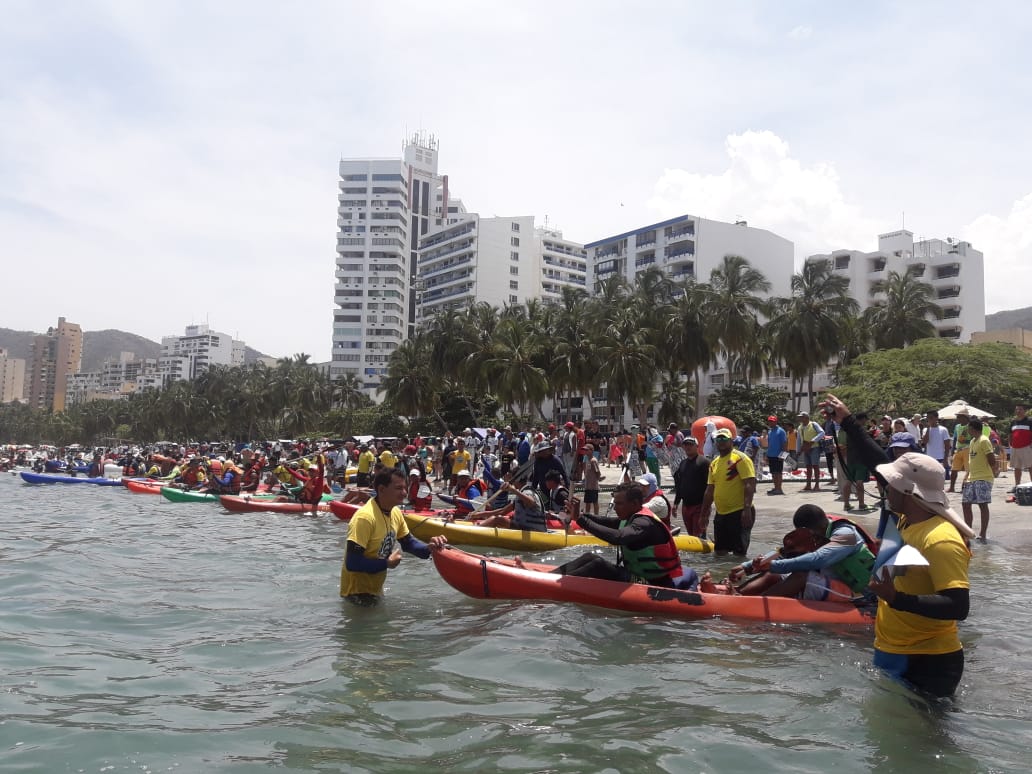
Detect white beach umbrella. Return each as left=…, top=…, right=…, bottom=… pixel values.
left=936, top=399, right=996, bottom=420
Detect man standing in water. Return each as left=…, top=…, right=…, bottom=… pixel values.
left=339, top=468, right=447, bottom=606
left=823, top=393, right=971, bottom=698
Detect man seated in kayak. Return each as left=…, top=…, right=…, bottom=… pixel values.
left=339, top=468, right=448, bottom=606
left=728, top=504, right=876, bottom=600
left=550, top=483, right=684, bottom=587
left=176, top=457, right=207, bottom=490
left=436, top=469, right=483, bottom=517
left=206, top=458, right=244, bottom=495
left=476, top=473, right=549, bottom=532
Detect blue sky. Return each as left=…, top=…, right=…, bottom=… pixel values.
left=3, top=1, right=1030, bottom=360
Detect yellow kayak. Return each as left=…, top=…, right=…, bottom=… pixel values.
left=402, top=514, right=713, bottom=553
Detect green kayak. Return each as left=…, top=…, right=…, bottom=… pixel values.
left=159, top=487, right=336, bottom=504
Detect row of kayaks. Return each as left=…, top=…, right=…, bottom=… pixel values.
left=17, top=469, right=872, bottom=625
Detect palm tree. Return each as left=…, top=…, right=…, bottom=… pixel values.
left=864, top=270, right=941, bottom=349
left=703, top=254, right=772, bottom=382
left=482, top=317, right=549, bottom=418
left=769, top=260, right=860, bottom=409
left=382, top=335, right=446, bottom=428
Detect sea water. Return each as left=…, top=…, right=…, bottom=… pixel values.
left=1, top=473, right=1030, bottom=773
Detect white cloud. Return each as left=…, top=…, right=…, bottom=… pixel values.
left=788, top=24, right=813, bottom=39
left=964, top=195, right=1032, bottom=313
left=648, top=130, right=885, bottom=263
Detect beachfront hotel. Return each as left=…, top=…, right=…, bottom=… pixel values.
left=157, top=324, right=245, bottom=385
left=804, top=230, right=987, bottom=342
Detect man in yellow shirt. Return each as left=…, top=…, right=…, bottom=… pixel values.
left=378, top=442, right=398, bottom=470
left=339, top=468, right=447, bottom=606
left=699, top=428, right=756, bottom=556
left=962, top=417, right=997, bottom=542
left=450, top=438, right=472, bottom=489
left=356, top=445, right=376, bottom=487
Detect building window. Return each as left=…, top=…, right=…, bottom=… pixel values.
left=509, top=294, right=519, bottom=303
left=511, top=236, right=520, bottom=247
left=510, top=266, right=519, bottom=275
left=511, top=222, right=520, bottom=232
left=511, top=251, right=519, bottom=261
left=510, top=280, right=519, bottom=290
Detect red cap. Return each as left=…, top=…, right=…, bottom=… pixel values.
left=564, top=421, right=575, bottom=429
left=767, top=415, right=778, bottom=423
left=403, top=445, right=417, bottom=455
left=548, top=423, right=556, bottom=430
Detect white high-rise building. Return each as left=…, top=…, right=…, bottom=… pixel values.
left=805, top=229, right=986, bottom=341
left=158, top=324, right=245, bottom=385
left=332, top=133, right=457, bottom=392
left=416, top=216, right=587, bottom=324
left=586, top=214, right=794, bottom=296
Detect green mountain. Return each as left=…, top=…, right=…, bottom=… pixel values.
left=0, top=327, right=270, bottom=372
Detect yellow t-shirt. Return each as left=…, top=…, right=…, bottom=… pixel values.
left=451, top=449, right=472, bottom=475
left=707, top=450, right=756, bottom=514
left=874, top=515, right=970, bottom=655
left=357, top=450, right=375, bottom=474
left=967, top=435, right=995, bottom=482
left=339, top=498, right=410, bottom=597
left=273, top=464, right=294, bottom=484
left=379, top=449, right=397, bottom=469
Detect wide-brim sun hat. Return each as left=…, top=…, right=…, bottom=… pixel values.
left=875, top=453, right=975, bottom=538
left=532, top=441, right=553, bottom=453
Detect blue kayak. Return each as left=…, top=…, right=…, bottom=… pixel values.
left=20, top=471, right=124, bottom=486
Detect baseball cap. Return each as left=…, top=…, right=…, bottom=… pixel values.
left=564, top=421, right=575, bottom=429
left=714, top=428, right=733, bottom=440
left=636, top=472, right=658, bottom=495
left=767, top=415, right=778, bottom=423
left=532, top=441, right=553, bottom=453
left=408, top=468, right=421, bottom=476
left=682, top=436, right=698, bottom=445
left=456, top=469, right=472, bottom=478
left=889, top=432, right=919, bottom=449
left=876, top=453, right=974, bottom=538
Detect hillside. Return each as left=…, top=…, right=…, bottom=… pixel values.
left=986, top=306, right=1032, bottom=332
left=0, top=327, right=269, bottom=371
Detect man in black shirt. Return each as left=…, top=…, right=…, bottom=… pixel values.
left=672, top=436, right=711, bottom=538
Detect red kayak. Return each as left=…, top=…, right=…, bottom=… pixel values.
left=219, top=495, right=332, bottom=514
left=432, top=547, right=875, bottom=626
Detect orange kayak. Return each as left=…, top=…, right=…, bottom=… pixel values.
left=219, top=495, right=331, bottom=514
left=123, top=478, right=165, bottom=494
left=432, top=547, right=875, bottom=625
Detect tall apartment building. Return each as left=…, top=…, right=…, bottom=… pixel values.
left=26, top=316, right=83, bottom=412
left=332, top=133, right=461, bottom=392
left=158, top=324, right=245, bottom=385
left=804, top=229, right=986, bottom=341
left=0, top=348, right=26, bottom=404
left=416, top=216, right=587, bottom=324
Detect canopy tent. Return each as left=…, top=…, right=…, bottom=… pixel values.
left=936, top=399, right=996, bottom=421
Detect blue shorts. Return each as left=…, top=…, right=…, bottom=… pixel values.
left=802, top=448, right=822, bottom=466
left=873, top=648, right=964, bottom=698
left=961, top=479, right=992, bottom=504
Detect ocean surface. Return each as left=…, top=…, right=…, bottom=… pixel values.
left=2, top=473, right=1030, bottom=773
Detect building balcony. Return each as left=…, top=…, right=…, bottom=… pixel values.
left=664, top=226, right=695, bottom=240
left=665, top=247, right=695, bottom=261
left=936, top=286, right=961, bottom=299
left=634, top=256, right=656, bottom=268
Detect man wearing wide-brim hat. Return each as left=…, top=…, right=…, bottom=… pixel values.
left=823, top=392, right=971, bottom=699
left=530, top=438, right=569, bottom=497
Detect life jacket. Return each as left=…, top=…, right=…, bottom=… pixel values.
left=512, top=487, right=548, bottom=532
left=618, top=508, right=683, bottom=584
left=408, top=479, right=432, bottom=510
left=181, top=466, right=203, bottom=487
left=825, top=517, right=877, bottom=593
left=221, top=463, right=243, bottom=493
left=546, top=485, right=569, bottom=513
left=455, top=479, right=481, bottom=515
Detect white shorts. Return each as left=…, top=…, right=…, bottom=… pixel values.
left=1010, top=445, right=1032, bottom=469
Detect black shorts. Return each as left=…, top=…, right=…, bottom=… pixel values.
left=356, top=472, right=370, bottom=487
left=714, top=510, right=750, bottom=555
left=583, top=489, right=599, bottom=504
left=767, top=458, right=784, bottom=474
